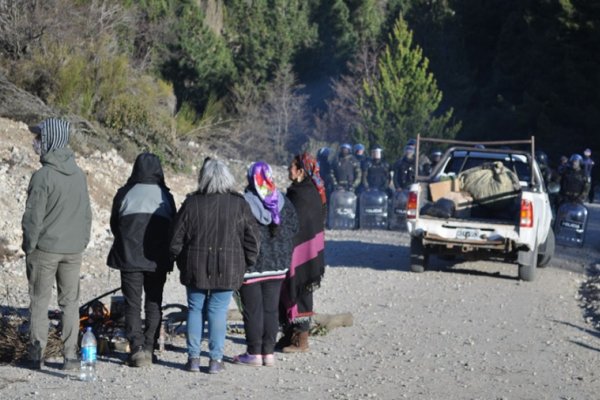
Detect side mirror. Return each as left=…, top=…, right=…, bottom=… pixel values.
left=547, top=182, right=560, bottom=194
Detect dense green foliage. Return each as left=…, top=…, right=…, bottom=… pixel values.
left=1, top=0, right=599, bottom=164
left=360, top=17, right=460, bottom=161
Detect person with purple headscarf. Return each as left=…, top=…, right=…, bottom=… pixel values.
left=234, top=161, right=299, bottom=367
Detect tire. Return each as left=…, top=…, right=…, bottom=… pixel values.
left=410, top=237, right=429, bottom=273
left=537, top=229, right=555, bottom=268
left=518, top=247, right=538, bottom=281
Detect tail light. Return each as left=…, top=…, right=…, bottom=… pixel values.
left=520, top=199, right=533, bottom=227
left=407, top=191, right=418, bottom=219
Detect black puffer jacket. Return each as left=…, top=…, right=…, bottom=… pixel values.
left=107, top=153, right=176, bottom=272
left=169, top=192, right=260, bottom=290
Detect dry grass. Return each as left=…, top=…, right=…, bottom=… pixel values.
left=0, top=314, right=63, bottom=364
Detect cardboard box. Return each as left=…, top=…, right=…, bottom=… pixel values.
left=442, top=191, right=475, bottom=218
left=429, top=178, right=459, bottom=202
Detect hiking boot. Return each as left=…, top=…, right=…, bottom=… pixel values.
left=233, top=353, right=262, bottom=366
left=144, top=349, right=158, bottom=364
left=128, top=346, right=151, bottom=367
left=208, top=359, right=225, bottom=374
left=282, top=331, right=309, bottom=353
left=25, top=359, right=42, bottom=370
left=186, top=357, right=201, bottom=372
left=262, top=354, right=275, bottom=367
left=62, top=358, right=80, bottom=371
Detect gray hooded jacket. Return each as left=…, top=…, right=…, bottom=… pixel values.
left=22, top=119, right=92, bottom=255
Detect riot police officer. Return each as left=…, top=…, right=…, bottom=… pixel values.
left=421, top=149, right=442, bottom=176
left=392, top=144, right=417, bottom=190
left=559, top=154, right=590, bottom=205
left=582, top=148, right=595, bottom=202
left=317, top=147, right=334, bottom=200
left=535, top=150, right=554, bottom=187
left=330, top=143, right=362, bottom=191
left=363, top=146, right=391, bottom=195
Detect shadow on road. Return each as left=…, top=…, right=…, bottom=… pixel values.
left=569, top=340, right=600, bottom=353
left=429, top=263, right=518, bottom=281
left=324, top=240, right=409, bottom=271
left=551, top=319, right=600, bottom=352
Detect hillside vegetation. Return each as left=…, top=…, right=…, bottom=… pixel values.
left=1, top=0, right=598, bottom=165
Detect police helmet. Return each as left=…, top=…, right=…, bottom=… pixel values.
left=353, top=143, right=365, bottom=153
left=317, top=147, right=331, bottom=159
left=340, top=143, right=352, bottom=151
left=406, top=138, right=417, bottom=146
left=535, top=150, right=548, bottom=165
left=430, top=149, right=442, bottom=162
left=569, top=153, right=583, bottom=164
left=371, top=145, right=383, bottom=159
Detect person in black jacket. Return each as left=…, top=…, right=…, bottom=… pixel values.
left=233, top=161, right=299, bottom=367
left=559, top=154, right=590, bottom=205
left=107, top=153, right=176, bottom=367
left=362, top=146, right=391, bottom=195
left=392, top=144, right=417, bottom=190
left=330, top=143, right=362, bottom=192
left=170, top=158, right=260, bottom=374
left=278, top=153, right=326, bottom=353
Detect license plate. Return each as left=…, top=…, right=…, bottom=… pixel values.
left=456, top=228, right=480, bottom=240
left=560, top=221, right=582, bottom=230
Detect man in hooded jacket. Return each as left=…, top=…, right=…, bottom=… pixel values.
left=22, top=118, right=92, bottom=370
left=107, top=152, right=176, bottom=367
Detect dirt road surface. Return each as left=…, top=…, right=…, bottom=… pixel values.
left=0, top=117, right=598, bottom=399
left=2, top=211, right=599, bottom=399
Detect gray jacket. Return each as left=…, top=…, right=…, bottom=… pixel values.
left=22, top=147, right=92, bottom=255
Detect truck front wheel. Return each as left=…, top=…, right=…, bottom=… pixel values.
left=410, top=237, right=429, bottom=273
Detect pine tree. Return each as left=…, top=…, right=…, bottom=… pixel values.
left=224, top=0, right=317, bottom=83
left=163, top=0, right=236, bottom=111
left=359, top=16, right=460, bottom=162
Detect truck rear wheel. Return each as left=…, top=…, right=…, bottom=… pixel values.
left=518, top=247, right=538, bottom=281
left=410, top=237, right=429, bottom=272
left=537, top=229, right=555, bottom=268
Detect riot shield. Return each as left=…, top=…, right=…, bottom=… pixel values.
left=554, top=202, right=588, bottom=247
left=358, top=189, right=389, bottom=229
left=327, top=189, right=357, bottom=230
left=388, top=190, right=409, bottom=231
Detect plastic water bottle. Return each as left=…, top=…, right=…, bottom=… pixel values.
left=80, top=327, right=97, bottom=382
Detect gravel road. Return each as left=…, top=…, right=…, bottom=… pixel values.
left=2, top=214, right=599, bottom=399
left=0, top=118, right=598, bottom=399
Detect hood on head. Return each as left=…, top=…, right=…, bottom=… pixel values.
left=127, top=153, right=166, bottom=186
left=29, top=118, right=70, bottom=156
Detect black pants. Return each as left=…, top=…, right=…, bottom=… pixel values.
left=239, top=279, right=283, bottom=355
left=120, top=270, right=167, bottom=352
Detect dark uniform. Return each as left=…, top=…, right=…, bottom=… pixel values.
left=559, top=167, right=590, bottom=204
left=330, top=152, right=362, bottom=191
left=392, top=156, right=416, bottom=190
left=363, top=158, right=391, bottom=194
left=317, top=148, right=334, bottom=200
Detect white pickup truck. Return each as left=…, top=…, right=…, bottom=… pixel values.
left=406, top=137, right=554, bottom=281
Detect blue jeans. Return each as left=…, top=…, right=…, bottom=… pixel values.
left=186, top=288, right=233, bottom=360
